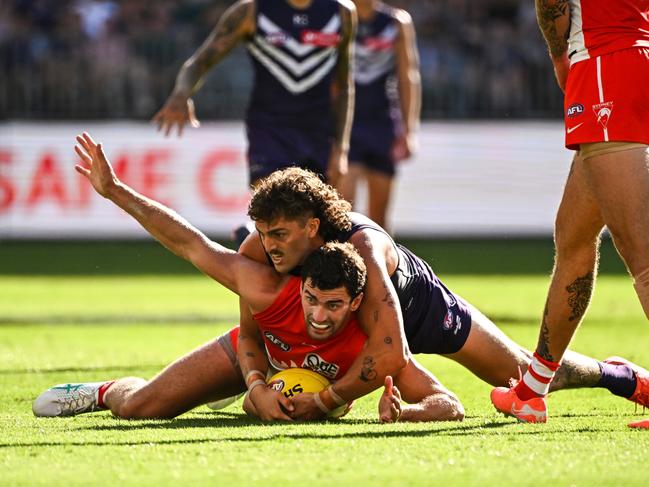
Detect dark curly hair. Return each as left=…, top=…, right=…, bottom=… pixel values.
left=301, top=242, right=366, bottom=298
left=248, top=168, right=352, bottom=241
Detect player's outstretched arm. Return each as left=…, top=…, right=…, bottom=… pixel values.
left=74, top=132, right=268, bottom=298
left=327, top=0, right=357, bottom=186
left=392, top=9, right=421, bottom=161
left=152, top=0, right=255, bottom=137
left=238, top=300, right=295, bottom=421
left=382, top=358, right=464, bottom=423
left=535, top=0, right=571, bottom=91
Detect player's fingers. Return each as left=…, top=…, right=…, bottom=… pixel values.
left=278, top=394, right=295, bottom=413
left=74, top=145, right=91, bottom=165
left=384, top=375, right=394, bottom=396
left=392, top=385, right=401, bottom=401
left=82, top=132, right=97, bottom=150
left=74, top=165, right=90, bottom=177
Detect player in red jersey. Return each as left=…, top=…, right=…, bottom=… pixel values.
left=491, top=0, right=649, bottom=426
left=32, top=133, right=463, bottom=424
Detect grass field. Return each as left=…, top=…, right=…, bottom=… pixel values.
left=1, top=240, right=648, bottom=486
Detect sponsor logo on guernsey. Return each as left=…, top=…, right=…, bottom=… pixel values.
left=566, top=103, right=584, bottom=117
left=592, top=102, right=613, bottom=129
left=301, top=30, right=341, bottom=47
left=265, top=31, right=289, bottom=46
left=264, top=331, right=290, bottom=352
left=303, top=353, right=340, bottom=379
left=363, top=37, right=394, bottom=51
left=293, top=14, right=309, bottom=26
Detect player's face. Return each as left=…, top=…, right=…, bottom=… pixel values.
left=301, top=278, right=363, bottom=341
left=256, top=217, right=321, bottom=273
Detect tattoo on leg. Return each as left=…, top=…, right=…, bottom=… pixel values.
left=537, top=301, right=555, bottom=362
left=566, top=271, right=594, bottom=322
left=359, top=356, right=377, bottom=382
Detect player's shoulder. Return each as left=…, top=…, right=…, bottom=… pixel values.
left=336, top=0, right=357, bottom=16
left=376, top=2, right=412, bottom=26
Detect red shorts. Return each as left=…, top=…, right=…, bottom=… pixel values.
left=564, top=47, right=649, bottom=150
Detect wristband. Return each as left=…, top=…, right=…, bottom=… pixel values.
left=313, top=391, right=331, bottom=413
left=247, top=379, right=266, bottom=393
left=245, top=370, right=266, bottom=387
left=327, top=385, right=347, bottom=406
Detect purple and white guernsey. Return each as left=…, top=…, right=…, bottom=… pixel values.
left=246, top=0, right=343, bottom=128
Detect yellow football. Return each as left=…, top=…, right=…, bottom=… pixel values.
left=266, top=368, right=352, bottom=418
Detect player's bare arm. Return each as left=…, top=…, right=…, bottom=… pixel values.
left=152, top=0, right=256, bottom=137
left=237, top=300, right=295, bottom=421
left=535, top=0, right=571, bottom=91
left=382, top=357, right=464, bottom=423
left=74, top=132, right=281, bottom=305
left=393, top=8, right=421, bottom=160
left=327, top=0, right=357, bottom=185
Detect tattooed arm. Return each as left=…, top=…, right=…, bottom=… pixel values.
left=535, top=0, right=571, bottom=91
left=152, top=0, right=256, bottom=136
left=327, top=0, right=357, bottom=186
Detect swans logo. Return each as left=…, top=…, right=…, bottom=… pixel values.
left=592, top=102, right=613, bottom=129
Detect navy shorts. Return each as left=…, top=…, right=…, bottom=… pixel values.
left=348, top=122, right=396, bottom=176
left=246, top=121, right=332, bottom=184
left=404, top=290, right=473, bottom=355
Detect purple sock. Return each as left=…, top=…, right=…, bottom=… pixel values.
left=597, top=362, right=637, bottom=398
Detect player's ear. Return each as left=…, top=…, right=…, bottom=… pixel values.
left=306, top=217, right=320, bottom=238
left=350, top=292, right=363, bottom=312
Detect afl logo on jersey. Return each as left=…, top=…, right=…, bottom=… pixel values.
left=264, top=331, right=290, bottom=352
left=566, top=103, right=584, bottom=118
left=265, top=32, right=289, bottom=46
left=303, top=353, right=340, bottom=379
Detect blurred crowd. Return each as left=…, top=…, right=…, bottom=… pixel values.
left=0, top=0, right=563, bottom=120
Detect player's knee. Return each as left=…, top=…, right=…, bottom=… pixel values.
left=113, top=383, right=176, bottom=419
left=553, top=222, right=599, bottom=264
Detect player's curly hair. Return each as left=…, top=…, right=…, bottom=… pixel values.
left=301, top=242, right=366, bottom=298
left=247, top=168, right=352, bottom=241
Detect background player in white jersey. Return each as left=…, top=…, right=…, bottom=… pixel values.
left=153, top=0, right=356, bottom=187
left=337, top=0, right=420, bottom=229
left=492, top=0, right=649, bottom=428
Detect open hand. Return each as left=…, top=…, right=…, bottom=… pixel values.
left=378, top=375, right=402, bottom=423
left=151, top=94, right=200, bottom=137
left=74, top=132, right=118, bottom=198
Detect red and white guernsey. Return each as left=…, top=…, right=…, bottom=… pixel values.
left=564, top=0, right=649, bottom=148
left=232, top=277, right=367, bottom=381
left=568, top=0, right=649, bottom=65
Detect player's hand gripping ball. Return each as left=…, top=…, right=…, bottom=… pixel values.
left=267, top=368, right=353, bottom=418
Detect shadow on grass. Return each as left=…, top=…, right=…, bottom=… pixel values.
left=4, top=411, right=630, bottom=449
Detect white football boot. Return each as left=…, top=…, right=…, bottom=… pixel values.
left=32, top=382, right=107, bottom=417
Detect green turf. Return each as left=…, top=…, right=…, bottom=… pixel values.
left=1, top=266, right=648, bottom=486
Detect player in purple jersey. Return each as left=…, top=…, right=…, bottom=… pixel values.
left=237, top=167, right=649, bottom=421
left=337, top=0, right=420, bottom=229
left=153, top=0, right=356, bottom=187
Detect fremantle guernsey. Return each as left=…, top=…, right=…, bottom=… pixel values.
left=568, top=0, right=649, bottom=65
left=246, top=0, right=343, bottom=127
left=353, top=4, right=400, bottom=126
left=251, top=276, right=367, bottom=380
left=268, top=212, right=473, bottom=354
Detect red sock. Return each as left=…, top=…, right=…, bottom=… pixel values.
left=514, top=353, right=560, bottom=400
left=97, top=380, right=116, bottom=408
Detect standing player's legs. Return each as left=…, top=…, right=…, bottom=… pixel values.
left=337, top=163, right=363, bottom=205
left=365, top=169, right=394, bottom=229
left=33, top=329, right=246, bottom=418
left=582, top=145, right=649, bottom=319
